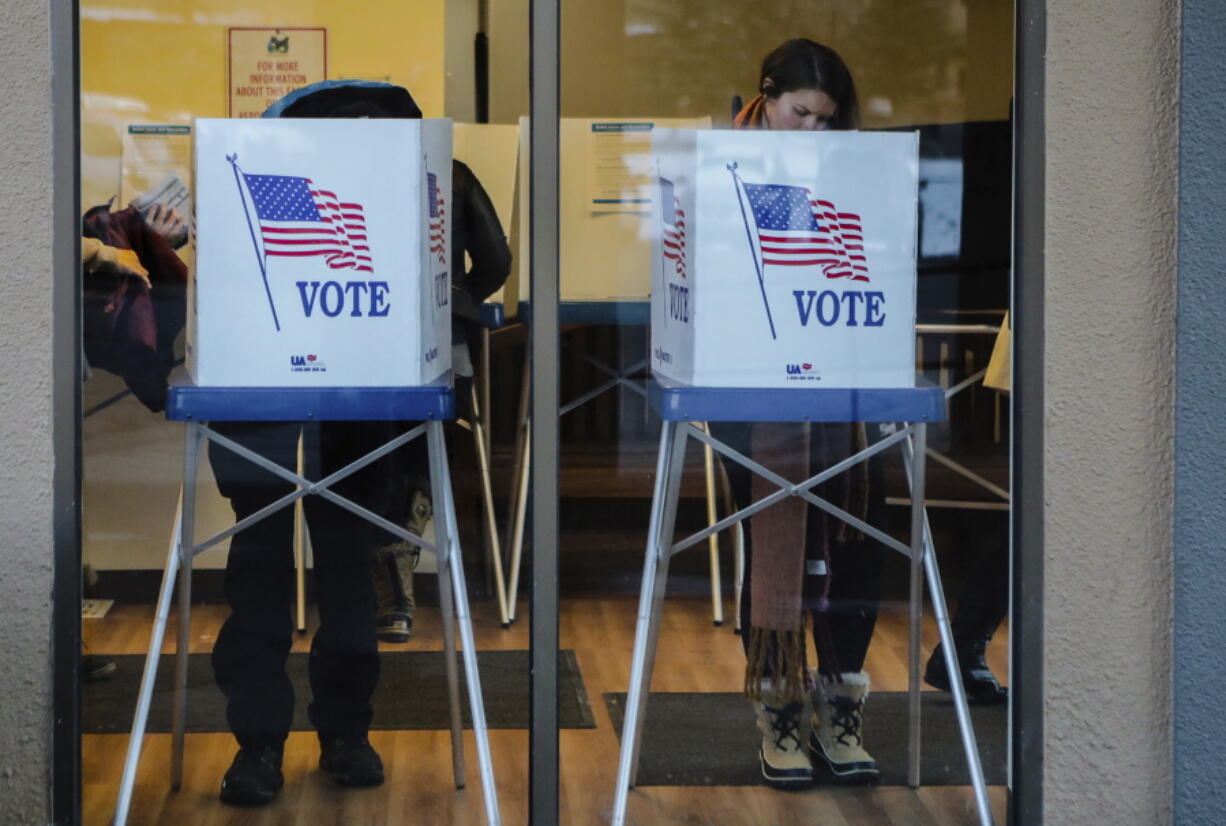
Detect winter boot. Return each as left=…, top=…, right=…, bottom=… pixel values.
left=924, top=638, right=1007, bottom=704
left=751, top=690, right=814, bottom=788
left=808, top=671, right=879, bottom=784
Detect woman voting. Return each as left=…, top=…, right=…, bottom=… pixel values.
left=711, top=38, right=890, bottom=789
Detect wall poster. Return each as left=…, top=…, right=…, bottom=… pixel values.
left=228, top=27, right=327, bottom=119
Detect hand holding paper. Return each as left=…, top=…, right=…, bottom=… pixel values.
left=141, top=202, right=190, bottom=250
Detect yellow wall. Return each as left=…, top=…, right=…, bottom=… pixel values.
left=490, top=0, right=1011, bottom=128
left=79, top=1, right=451, bottom=572
left=81, top=0, right=446, bottom=207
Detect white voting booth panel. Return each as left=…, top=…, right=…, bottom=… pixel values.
left=651, top=129, right=919, bottom=388
left=191, top=118, right=452, bottom=387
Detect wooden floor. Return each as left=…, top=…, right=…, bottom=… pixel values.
left=84, top=594, right=1008, bottom=825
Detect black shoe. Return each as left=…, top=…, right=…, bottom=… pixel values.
left=219, top=745, right=284, bottom=806
left=376, top=611, right=412, bottom=643
left=319, top=736, right=384, bottom=787
left=924, top=642, right=1008, bottom=704
left=82, top=654, right=116, bottom=683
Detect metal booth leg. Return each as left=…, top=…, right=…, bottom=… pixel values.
left=470, top=385, right=511, bottom=627
left=902, top=426, right=995, bottom=826
left=432, top=457, right=467, bottom=791
left=504, top=347, right=531, bottom=625
left=428, top=419, right=502, bottom=826
left=505, top=429, right=529, bottom=624
left=170, top=422, right=203, bottom=791
left=611, top=420, right=689, bottom=826
left=481, top=326, right=492, bottom=460
left=713, top=455, right=745, bottom=636
left=700, top=423, right=724, bottom=627
left=294, top=432, right=307, bottom=634
left=906, top=423, right=926, bottom=788
left=732, top=521, right=745, bottom=635
left=113, top=488, right=185, bottom=826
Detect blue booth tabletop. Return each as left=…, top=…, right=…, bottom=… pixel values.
left=648, top=374, right=947, bottom=423
left=479, top=301, right=507, bottom=329
left=516, top=299, right=650, bottom=327
left=166, top=374, right=455, bottom=422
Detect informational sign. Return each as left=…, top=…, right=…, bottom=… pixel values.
left=121, top=124, right=194, bottom=254
left=192, top=118, right=452, bottom=387
left=587, top=122, right=655, bottom=213
left=651, top=129, right=919, bottom=389
left=228, top=28, right=327, bottom=119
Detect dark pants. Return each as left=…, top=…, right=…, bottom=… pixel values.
left=209, top=421, right=396, bottom=748
left=711, top=421, right=887, bottom=676
left=948, top=515, right=1009, bottom=645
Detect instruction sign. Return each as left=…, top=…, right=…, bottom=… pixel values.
left=228, top=28, right=327, bottom=119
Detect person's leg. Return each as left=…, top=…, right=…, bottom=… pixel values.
left=710, top=421, right=814, bottom=788
left=806, top=422, right=886, bottom=785
left=821, top=536, right=885, bottom=674
left=208, top=421, right=300, bottom=805
left=924, top=511, right=1009, bottom=702
left=363, top=419, right=427, bottom=643
left=303, top=421, right=384, bottom=786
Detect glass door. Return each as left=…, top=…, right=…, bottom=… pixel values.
left=544, top=1, right=1016, bottom=823
left=79, top=3, right=530, bottom=824
left=72, top=1, right=1025, bottom=823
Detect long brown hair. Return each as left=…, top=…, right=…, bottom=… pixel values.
left=755, top=38, right=860, bottom=130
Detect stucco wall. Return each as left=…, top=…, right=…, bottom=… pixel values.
left=1045, top=0, right=1178, bottom=823
left=0, top=0, right=55, bottom=822
left=1174, top=0, right=1226, bottom=822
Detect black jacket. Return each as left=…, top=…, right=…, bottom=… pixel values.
left=449, top=159, right=512, bottom=345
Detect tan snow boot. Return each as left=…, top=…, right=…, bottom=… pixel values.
left=751, top=687, right=814, bottom=788
left=808, top=671, right=880, bottom=784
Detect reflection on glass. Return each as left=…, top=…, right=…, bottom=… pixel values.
left=81, top=3, right=526, bottom=825
left=559, top=2, right=1012, bottom=824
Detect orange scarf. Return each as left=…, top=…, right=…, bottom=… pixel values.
left=733, top=93, right=767, bottom=129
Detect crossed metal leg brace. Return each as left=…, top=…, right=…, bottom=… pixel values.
left=291, top=387, right=512, bottom=632
left=610, top=419, right=994, bottom=826
left=501, top=350, right=734, bottom=628
left=113, top=420, right=502, bottom=826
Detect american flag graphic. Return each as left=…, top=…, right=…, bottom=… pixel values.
left=659, top=177, right=686, bottom=278
left=742, top=182, right=868, bottom=282
left=242, top=173, right=373, bottom=273
left=428, top=172, right=446, bottom=265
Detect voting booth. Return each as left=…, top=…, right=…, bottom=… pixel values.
left=650, top=128, right=919, bottom=388
left=612, top=131, right=993, bottom=826
left=190, top=118, right=453, bottom=386
left=114, top=116, right=505, bottom=826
